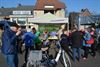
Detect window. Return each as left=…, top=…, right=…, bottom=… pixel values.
left=18, top=18, right=26, bottom=24
left=44, top=10, right=54, bottom=14
left=12, top=18, right=17, bottom=23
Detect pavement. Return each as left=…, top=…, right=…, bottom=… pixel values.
left=0, top=48, right=100, bottom=67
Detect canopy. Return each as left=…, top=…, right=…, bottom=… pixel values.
left=28, top=12, right=68, bottom=24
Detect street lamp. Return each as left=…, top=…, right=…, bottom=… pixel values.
left=78, top=15, right=81, bottom=30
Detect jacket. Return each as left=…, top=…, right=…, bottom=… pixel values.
left=1, top=21, right=18, bottom=55
left=83, top=31, right=92, bottom=47
left=23, top=32, right=37, bottom=46
left=71, top=31, right=83, bottom=48
left=60, top=34, right=69, bottom=46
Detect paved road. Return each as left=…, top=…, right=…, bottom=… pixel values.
left=0, top=49, right=100, bottom=67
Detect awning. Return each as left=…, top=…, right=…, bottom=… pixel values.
left=28, top=12, right=68, bottom=24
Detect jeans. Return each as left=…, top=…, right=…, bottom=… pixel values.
left=4, top=54, right=18, bottom=67
left=25, top=46, right=34, bottom=63
left=72, top=47, right=81, bottom=61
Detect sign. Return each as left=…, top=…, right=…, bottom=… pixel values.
left=13, top=11, right=31, bottom=15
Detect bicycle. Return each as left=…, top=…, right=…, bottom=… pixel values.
left=26, top=39, right=71, bottom=67
left=51, top=41, right=71, bottom=67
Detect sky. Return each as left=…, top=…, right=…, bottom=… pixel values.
left=0, top=0, right=100, bottom=14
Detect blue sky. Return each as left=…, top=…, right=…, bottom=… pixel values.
left=0, top=0, right=100, bottom=14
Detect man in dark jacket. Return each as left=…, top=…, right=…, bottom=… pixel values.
left=0, top=21, right=21, bottom=67
left=60, top=31, right=69, bottom=52
left=71, top=28, right=83, bottom=62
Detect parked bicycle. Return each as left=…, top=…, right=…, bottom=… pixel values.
left=26, top=36, right=71, bottom=67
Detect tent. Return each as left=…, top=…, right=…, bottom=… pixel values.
left=28, top=12, right=68, bottom=24
left=28, top=13, right=69, bottom=31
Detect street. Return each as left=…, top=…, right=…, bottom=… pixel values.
left=0, top=49, right=100, bottom=67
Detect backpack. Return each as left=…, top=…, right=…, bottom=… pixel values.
left=84, top=32, right=94, bottom=45
left=86, top=37, right=94, bottom=44
left=24, top=34, right=35, bottom=46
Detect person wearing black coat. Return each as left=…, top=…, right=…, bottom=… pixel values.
left=60, top=32, right=69, bottom=52
left=71, top=28, right=83, bottom=62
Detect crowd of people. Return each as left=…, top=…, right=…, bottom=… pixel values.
left=0, top=20, right=100, bottom=67
left=60, top=27, right=100, bottom=62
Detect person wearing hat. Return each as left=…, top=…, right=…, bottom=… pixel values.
left=0, top=21, right=21, bottom=67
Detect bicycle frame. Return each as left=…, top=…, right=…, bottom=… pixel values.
left=54, top=41, right=71, bottom=67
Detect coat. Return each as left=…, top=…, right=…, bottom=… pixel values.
left=60, top=33, right=69, bottom=51
left=71, top=31, right=83, bottom=48
left=23, top=32, right=37, bottom=46
left=83, top=31, right=92, bottom=47
left=1, top=21, right=18, bottom=55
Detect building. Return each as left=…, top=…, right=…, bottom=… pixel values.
left=0, top=0, right=66, bottom=30
left=81, top=8, right=91, bottom=16
left=34, top=0, right=66, bottom=18
left=69, top=8, right=92, bottom=30
left=0, top=5, right=34, bottom=29
left=33, top=0, right=67, bottom=31
left=9, top=5, right=34, bottom=29
left=91, top=14, right=100, bottom=24
left=0, top=7, right=14, bottom=20
left=69, top=12, right=79, bottom=30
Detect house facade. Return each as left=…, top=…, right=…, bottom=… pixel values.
left=34, top=0, right=66, bottom=18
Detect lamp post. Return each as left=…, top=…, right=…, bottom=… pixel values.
left=78, top=14, right=81, bottom=30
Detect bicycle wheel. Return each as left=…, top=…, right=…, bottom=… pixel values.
left=62, top=50, right=71, bottom=67
left=26, top=61, right=34, bottom=67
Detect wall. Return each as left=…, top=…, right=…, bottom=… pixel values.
left=34, top=10, right=44, bottom=17
left=55, top=9, right=65, bottom=18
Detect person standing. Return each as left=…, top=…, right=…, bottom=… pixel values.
left=83, top=28, right=93, bottom=59
left=60, top=30, right=69, bottom=52
left=71, top=28, right=83, bottom=62
left=0, top=21, right=21, bottom=67
left=90, top=27, right=97, bottom=58
left=23, top=27, right=37, bottom=63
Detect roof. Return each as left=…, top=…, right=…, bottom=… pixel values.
left=0, top=5, right=34, bottom=16
left=79, top=16, right=95, bottom=24
left=81, top=8, right=91, bottom=16
left=0, top=8, right=15, bottom=16
left=91, top=15, right=100, bottom=24
left=34, top=0, right=66, bottom=10
left=15, top=5, right=34, bottom=10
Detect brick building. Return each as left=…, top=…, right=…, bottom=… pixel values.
left=34, top=0, right=66, bottom=18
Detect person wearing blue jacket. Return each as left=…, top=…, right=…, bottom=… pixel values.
left=22, top=27, right=37, bottom=63
left=83, top=28, right=92, bottom=60
left=0, top=20, right=21, bottom=67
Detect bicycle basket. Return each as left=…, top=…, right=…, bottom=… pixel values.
left=28, top=50, right=42, bottom=62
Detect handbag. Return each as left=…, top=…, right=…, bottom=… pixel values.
left=86, top=37, right=94, bottom=44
